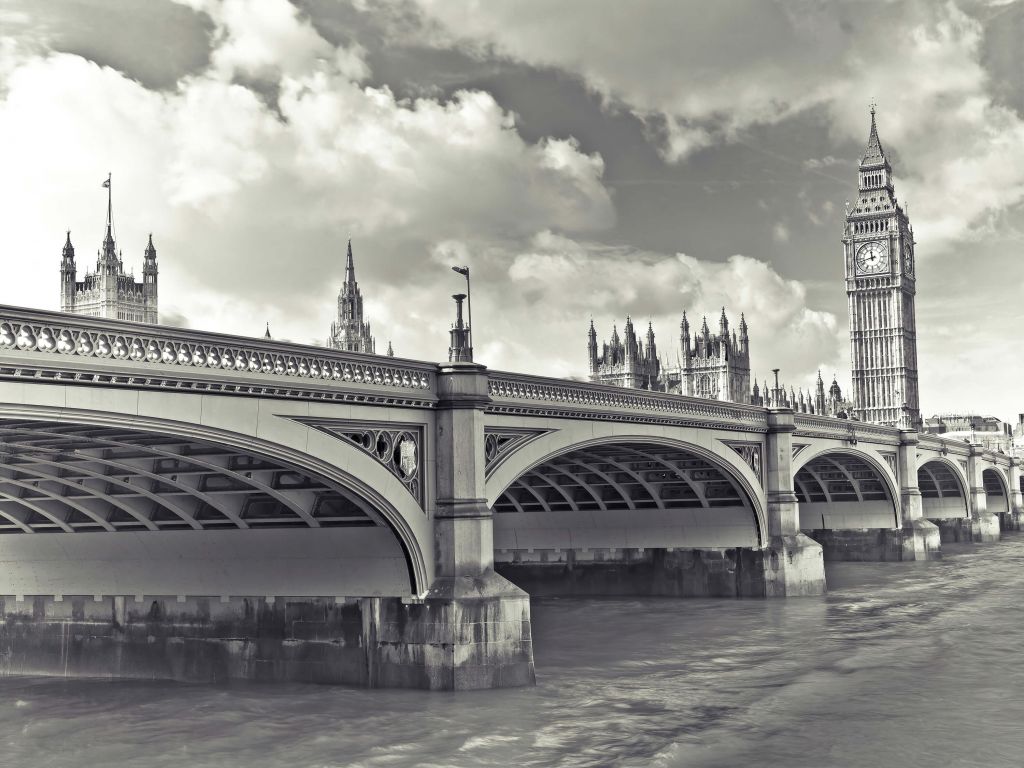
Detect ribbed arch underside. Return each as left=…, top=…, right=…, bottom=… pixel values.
left=0, top=419, right=385, bottom=533
left=493, top=442, right=760, bottom=552
left=982, top=468, right=1008, bottom=514
left=795, top=453, right=896, bottom=529
left=918, top=460, right=968, bottom=519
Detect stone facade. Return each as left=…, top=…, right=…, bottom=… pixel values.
left=843, top=108, right=920, bottom=427
left=587, top=309, right=750, bottom=404
left=60, top=178, right=157, bottom=323
left=587, top=316, right=660, bottom=390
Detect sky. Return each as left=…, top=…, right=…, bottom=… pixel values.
left=0, top=0, right=1022, bottom=420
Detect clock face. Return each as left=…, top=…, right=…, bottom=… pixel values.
left=903, top=242, right=914, bottom=276
left=856, top=241, right=889, bottom=275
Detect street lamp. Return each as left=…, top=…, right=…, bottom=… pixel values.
left=451, top=265, right=472, bottom=359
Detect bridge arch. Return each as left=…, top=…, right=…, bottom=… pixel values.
left=918, top=457, right=969, bottom=520
left=486, top=434, right=766, bottom=554
left=982, top=466, right=1010, bottom=518
left=0, top=407, right=431, bottom=596
left=792, top=447, right=899, bottom=530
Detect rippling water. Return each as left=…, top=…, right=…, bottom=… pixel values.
left=7, top=535, right=1024, bottom=767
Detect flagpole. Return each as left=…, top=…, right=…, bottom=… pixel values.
left=106, top=173, right=112, bottom=230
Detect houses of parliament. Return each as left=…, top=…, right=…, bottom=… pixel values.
left=59, top=177, right=388, bottom=358
left=60, top=109, right=918, bottom=429
left=587, top=108, right=919, bottom=427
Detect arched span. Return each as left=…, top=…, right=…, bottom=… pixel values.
left=0, top=411, right=429, bottom=595
left=918, top=458, right=969, bottom=520
left=983, top=467, right=1010, bottom=516
left=489, top=437, right=765, bottom=555
left=793, top=448, right=898, bottom=530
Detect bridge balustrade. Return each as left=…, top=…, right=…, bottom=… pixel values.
left=0, top=306, right=437, bottom=405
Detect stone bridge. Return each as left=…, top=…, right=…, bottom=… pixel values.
left=0, top=307, right=1019, bottom=689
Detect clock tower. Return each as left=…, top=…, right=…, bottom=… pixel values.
left=843, top=107, right=920, bottom=427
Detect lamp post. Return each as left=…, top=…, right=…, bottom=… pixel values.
left=451, top=265, right=472, bottom=359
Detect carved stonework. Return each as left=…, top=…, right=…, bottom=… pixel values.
left=299, top=419, right=424, bottom=506
left=881, top=452, right=897, bottom=479
left=484, top=428, right=552, bottom=477
left=960, top=460, right=969, bottom=477
left=725, top=441, right=763, bottom=485
left=792, top=444, right=809, bottom=459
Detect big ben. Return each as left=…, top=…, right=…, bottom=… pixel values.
left=843, top=107, right=920, bottom=427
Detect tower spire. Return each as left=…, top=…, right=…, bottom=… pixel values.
left=860, top=103, right=886, bottom=167
left=345, top=238, right=356, bottom=288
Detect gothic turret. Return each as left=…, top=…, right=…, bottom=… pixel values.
left=815, top=370, right=827, bottom=415
left=328, top=239, right=376, bottom=353
left=587, top=319, right=599, bottom=373
left=60, top=231, right=76, bottom=311
left=61, top=174, right=159, bottom=323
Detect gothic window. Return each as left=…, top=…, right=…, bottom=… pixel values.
left=696, top=374, right=717, bottom=400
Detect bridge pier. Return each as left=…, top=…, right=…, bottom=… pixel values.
left=763, top=409, right=826, bottom=595
left=967, top=445, right=1001, bottom=542
left=894, top=429, right=941, bottom=559
left=1005, top=459, right=1024, bottom=530
left=364, top=362, right=534, bottom=690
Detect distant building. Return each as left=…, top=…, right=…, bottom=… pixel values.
left=924, top=414, right=1013, bottom=452
left=587, top=308, right=750, bottom=404
left=60, top=176, right=158, bottom=323
left=587, top=316, right=660, bottom=390
left=328, top=240, right=377, bottom=354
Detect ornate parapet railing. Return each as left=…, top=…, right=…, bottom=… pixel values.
left=0, top=306, right=438, bottom=406
left=792, top=413, right=901, bottom=445
left=486, top=370, right=769, bottom=430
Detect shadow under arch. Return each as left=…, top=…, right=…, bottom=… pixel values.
left=793, top=446, right=899, bottom=529
left=0, top=410, right=429, bottom=595
left=982, top=466, right=1010, bottom=516
left=488, top=434, right=766, bottom=551
left=918, top=457, right=969, bottom=520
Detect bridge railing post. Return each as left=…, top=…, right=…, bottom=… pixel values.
left=897, top=429, right=940, bottom=559
left=763, top=408, right=825, bottom=596
left=967, top=444, right=1000, bottom=542
left=363, top=361, right=535, bottom=690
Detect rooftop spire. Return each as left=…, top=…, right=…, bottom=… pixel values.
left=62, top=230, right=74, bottom=259
left=860, top=103, right=887, bottom=167
left=344, top=238, right=356, bottom=287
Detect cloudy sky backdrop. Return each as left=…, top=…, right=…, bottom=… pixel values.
left=1, top=0, right=1022, bottom=418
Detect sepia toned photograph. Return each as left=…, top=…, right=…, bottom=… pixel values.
left=0, top=1, right=1023, bottom=766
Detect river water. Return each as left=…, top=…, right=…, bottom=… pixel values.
left=5, top=536, right=1024, bottom=767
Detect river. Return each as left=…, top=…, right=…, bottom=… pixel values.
left=5, top=535, right=1024, bottom=767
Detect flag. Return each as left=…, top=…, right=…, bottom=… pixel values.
left=102, top=178, right=110, bottom=188
left=451, top=265, right=469, bottom=276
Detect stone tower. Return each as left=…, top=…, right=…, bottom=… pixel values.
left=60, top=174, right=158, bottom=323
left=588, top=317, right=660, bottom=390
left=328, top=239, right=376, bottom=353
left=843, top=108, right=919, bottom=427
left=672, top=309, right=750, bottom=403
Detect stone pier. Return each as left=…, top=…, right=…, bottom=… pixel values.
left=369, top=361, right=535, bottom=689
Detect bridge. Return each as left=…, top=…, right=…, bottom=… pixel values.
left=0, top=306, right=1019, bottom=689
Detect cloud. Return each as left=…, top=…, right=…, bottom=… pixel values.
left=483, top=231, right=841, bottom=383
left=0, top=0, right=614, bottom=357
left=406, top=0, right=1024, bottom=254
left=772, top=223, right=790, bottom=243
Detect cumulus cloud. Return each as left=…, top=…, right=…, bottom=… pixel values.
left=0, top=0, right=847, bottom=396
left=406, top=0, right=1024, bottom=254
